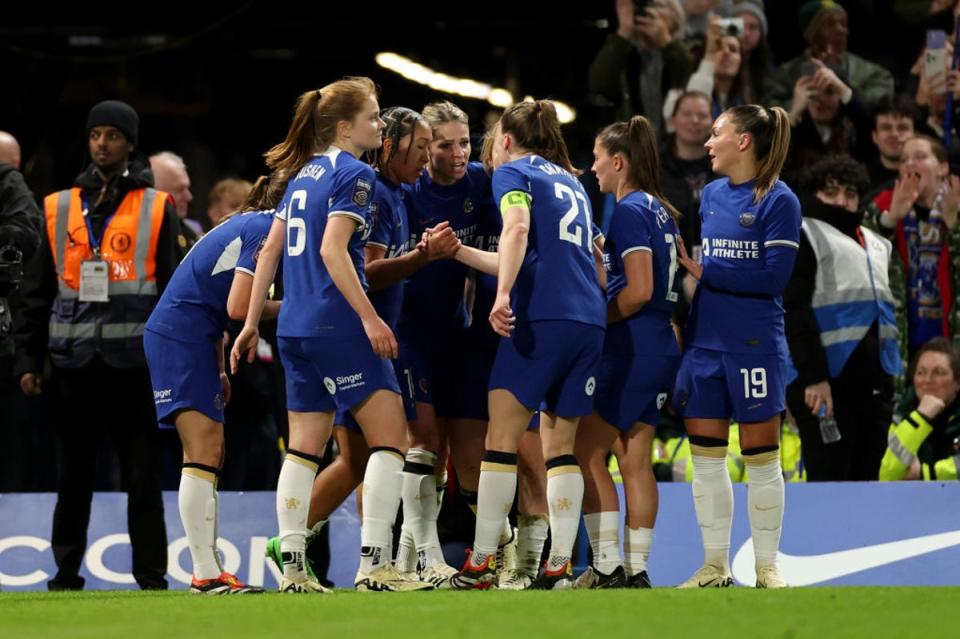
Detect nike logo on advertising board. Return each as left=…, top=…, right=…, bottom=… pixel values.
left=731, top=530, right=960, bottom=586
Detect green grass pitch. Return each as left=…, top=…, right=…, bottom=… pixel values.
left=0, top=588, right=954, bottom=638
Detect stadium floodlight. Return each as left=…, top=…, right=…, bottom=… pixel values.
left=375, top=52, right=576, bottom=123
left=520, top=95, right=577, bottom=125
left=488, top=88, right=514, bottom=108
left=552, top=101, right=577, bottom=125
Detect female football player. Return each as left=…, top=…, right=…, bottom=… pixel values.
left=260, top=106, right=460, bottom=587
left=144, top=177, right=281, bottom=594
left=574, top=115, right=682, bottom=590
left=450, top=100, right=606, bottom=590
left=674, top=104, right=799, bottom=589
left=231, top=79, right=431, bottom=593
left=393, top=101, right=503, bottom=581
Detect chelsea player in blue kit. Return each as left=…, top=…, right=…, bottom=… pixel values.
left=453, top=126, right=554, bottom=590
left=393, top=101, right=506, bottom=581
left=231, top=79, right=431, bottom=593
left=458, top=127, right=605, bottom=590
left=450, top=101, right=606, bottom=590
left=574, top=116, right=682, bottom=590
left=260, top=107, right=461, bottom=587
left=674, top=105, right=799, bottom=589
left=144, top=179, right=279, bottom=594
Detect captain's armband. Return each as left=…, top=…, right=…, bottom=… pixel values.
left=500, top=191, right=531, bottom=215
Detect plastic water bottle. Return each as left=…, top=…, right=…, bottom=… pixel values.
left=818, top=404, right=841, bottom=444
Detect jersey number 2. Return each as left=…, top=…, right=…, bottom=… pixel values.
left=555, top=183, right=591, bottom=248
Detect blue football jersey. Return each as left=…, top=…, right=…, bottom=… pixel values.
left=467, top=193, right=503, bottom=348
left=146, top=210, right=273, bottom=343
left=276, top=148, right=376, bottom=338
left=603, top=191, right=681, bottom=356
left=400, top=162, right=498, bottom=335
left=492, top=155, right=605, bottom=327
left=686, top=178, right=801, bottom=354
left=365, top=174, right=410, bottom=330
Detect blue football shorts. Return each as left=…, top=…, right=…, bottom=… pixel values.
left=672, top=345, right=786, bottom=423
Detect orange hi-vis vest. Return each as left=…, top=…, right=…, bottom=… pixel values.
left=43, top=186, right=166, bottom=368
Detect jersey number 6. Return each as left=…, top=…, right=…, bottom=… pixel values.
left=287, top=189, right=308, bottom=257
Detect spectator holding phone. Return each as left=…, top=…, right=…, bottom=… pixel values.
left=783, top=57, right=873, bottom=183
left=662, top=15, right=747, bottom=124
left=589, top=0, right=693, bottom=134
left=714, top=1, right=772, bottom=104
left=911, top=30, right=960, bottom=169
left=764, top=1, right=894, bottom=111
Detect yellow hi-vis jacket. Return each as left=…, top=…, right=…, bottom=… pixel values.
left=609, top=424, right=806, bottom=483
left=879, top=408, right=959, bottom=481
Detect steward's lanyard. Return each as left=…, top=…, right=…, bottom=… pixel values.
left=80, top=195, right=116, bottom=258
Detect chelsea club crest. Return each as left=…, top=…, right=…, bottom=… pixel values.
left=739, top=212, right=756, bottom=227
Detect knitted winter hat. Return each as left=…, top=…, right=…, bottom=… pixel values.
left=798, top=0, right=846, bottom=44
left=86, top=100, right=139, bottom=145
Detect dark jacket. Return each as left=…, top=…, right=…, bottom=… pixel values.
left=588, top=33, right=693, bottom=133
left=14, top=156, right=183, bottom=376
left=784, top=89, right=873, bottom=186
left=0, top=163, right=43, bottom=379
left=784, top=196, right=886, bottom=387
left=0, top=163, right=42, bottom=259
left=658, top=139, right=714, bottom=250
left=763, top=51, right=894, bottom=111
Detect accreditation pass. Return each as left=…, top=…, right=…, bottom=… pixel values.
left=79, top=260, right=110, bottom=302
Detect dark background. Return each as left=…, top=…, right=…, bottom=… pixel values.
left=0, top=1, right=924, bottom=227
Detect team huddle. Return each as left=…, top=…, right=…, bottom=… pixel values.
left=143, top=76, right=800, bottom=593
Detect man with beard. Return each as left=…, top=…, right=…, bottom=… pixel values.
left=763, top=0, right=893, bottom=112
left=15, top=100, right=182, bottom=590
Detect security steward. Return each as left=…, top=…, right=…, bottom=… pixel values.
left=880, top=338, right=960, bottom=481
left=784, top=155, right=902, bottom=481
left=15, top=100, right=184, bottom=590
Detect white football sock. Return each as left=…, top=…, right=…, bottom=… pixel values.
left=744, top=449, right=784, bottom=569
left=394, top=523, right=417, bottom=573
left=359, top=449, right=404, bottom=573
left=545, top=458, right=583, bottom=568
left=471, top=453, right=517, bottom=567
left=691, top=445, right=733, bottom=571
left=516, top=514, right=549, bottom=575
left=624, top=526, right=653, bottom=576
left=179, top=465, right=220, bottom=580
left=402, top=448, right=445, bottom=568
left=584, top=511, right=621, bottom=574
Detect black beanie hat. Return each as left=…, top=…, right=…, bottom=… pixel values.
left=87, top=100, right=139, bottom=146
